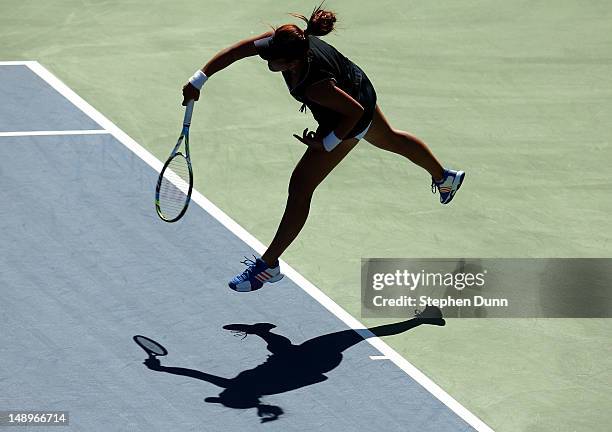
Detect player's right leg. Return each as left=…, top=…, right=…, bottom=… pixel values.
left=363, top=104, right=465, bottom=204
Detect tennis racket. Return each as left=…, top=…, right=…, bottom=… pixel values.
left=155, top=100, right=195, bottom=222
left=133, top=335, right=168, bottom=358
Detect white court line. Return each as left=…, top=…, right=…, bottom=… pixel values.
left=0, top=61, right=34, bottom=66
left=15, top=60, right=494, bottom=432
left=369, top=355, right=389, bottom=360
left=0, top=130, right=109, bottom=137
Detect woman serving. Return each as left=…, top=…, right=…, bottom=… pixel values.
left=182, top=5, right=465, bottom=292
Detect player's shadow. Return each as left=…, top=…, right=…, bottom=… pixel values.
left=138, top=306, right=444, bottom=423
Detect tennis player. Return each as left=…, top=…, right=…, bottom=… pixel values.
left=182, top=5, right=465, bottom=292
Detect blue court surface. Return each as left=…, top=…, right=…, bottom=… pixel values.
left=0, top=62, right=488, bottom=431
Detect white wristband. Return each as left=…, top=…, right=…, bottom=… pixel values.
left=189, top=70, right=208, bottom=90
left=322, top=131, right=342, bottom=152
left=254, top=36, right=273, bottom=49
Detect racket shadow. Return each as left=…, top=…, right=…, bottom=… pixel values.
left=135, top=307, right=444, bottom=423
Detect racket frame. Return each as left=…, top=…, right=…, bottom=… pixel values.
left=155, top=100, right=195, bottom=222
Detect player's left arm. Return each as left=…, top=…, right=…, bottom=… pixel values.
left=294, top=79, right=365, bottom=151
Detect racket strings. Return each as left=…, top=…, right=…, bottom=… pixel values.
left=158, top=155, right=191, bottom=219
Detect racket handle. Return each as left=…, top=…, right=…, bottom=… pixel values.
left=183, top=100, right=195, bottom=127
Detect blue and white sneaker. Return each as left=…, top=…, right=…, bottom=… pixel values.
left=228, top=256, right=284, bottom=292
left=431, top=169, right=465, bottom=204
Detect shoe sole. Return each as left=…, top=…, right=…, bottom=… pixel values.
left=266, top=273, right=284, bottom=283
left=229, top=273, right=284, bottom=292
left=442, top=171, right=465, bottom=204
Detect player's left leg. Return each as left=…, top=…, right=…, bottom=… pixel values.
left=228, top=138, right=359, bottom=292
left=262, top=137, right=359, bottom=264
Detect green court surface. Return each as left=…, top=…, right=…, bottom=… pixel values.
left=2, top=1, right=611, bottom=430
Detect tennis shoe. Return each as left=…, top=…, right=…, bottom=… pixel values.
left=228, top=256, right=283, bottom=292
left=431, top=169, right=465, bottom=204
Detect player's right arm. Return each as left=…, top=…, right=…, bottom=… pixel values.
left=182, top=31, right=274, bottom=105
left=202, top=30, right=273, bottom=76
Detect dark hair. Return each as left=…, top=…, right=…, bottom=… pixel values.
left=291, top=2, right=337, bottom=37
left=261, top=2, right=337, bottom=61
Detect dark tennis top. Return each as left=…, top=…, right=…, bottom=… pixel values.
left=259, top=35, right=377, bottom=136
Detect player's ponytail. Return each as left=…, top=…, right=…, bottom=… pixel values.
left=291, top=2, right=337, bottom=37
left=261, top=3, right=337, bottom=61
